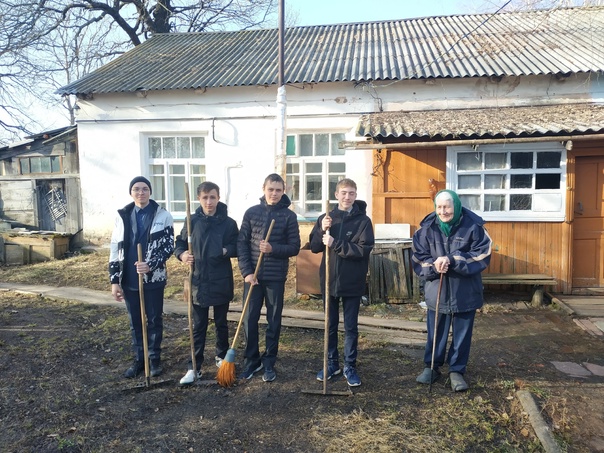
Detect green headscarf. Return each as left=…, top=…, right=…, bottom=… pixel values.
left=434, top=189, right=462, bottom=237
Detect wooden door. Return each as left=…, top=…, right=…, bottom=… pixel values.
left=572, top=156, right=604, bottom=287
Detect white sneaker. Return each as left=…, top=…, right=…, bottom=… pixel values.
left=215, top=356, right=223, bottom=368
left=179, top=369, right=202, bottom=385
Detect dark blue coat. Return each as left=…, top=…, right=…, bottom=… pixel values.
left=174, top=202, right=239, bottom=307
left=237, top=194, right=300, bottom=282
left=310, top=201, right=374, bottom=297
left=412, top=207, right=492, bottom=313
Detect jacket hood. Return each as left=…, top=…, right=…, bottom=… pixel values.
left=331, top=199, right=367, bottom=217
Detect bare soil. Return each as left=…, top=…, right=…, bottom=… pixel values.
left=1, top=251, right=604, bottom=452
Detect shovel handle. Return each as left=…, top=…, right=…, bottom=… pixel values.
left=137, top=244, right=151, bottom=387
left=184, top=182, right=197, bottom=375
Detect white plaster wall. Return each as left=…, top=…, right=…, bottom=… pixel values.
left=76, top=72, right=601, bottom=241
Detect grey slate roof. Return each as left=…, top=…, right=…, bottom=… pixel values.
left=356, top=103, right=604, bottom=139
left=57, top=6, right=604, bottom=96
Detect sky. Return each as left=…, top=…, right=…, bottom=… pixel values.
left=285, top=0, right=483, bottom=26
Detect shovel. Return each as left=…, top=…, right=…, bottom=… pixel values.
left=123, top=244, right=173, bottom=392
left=303, top=202, right=351, bottom=396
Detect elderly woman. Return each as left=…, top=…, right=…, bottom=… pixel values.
left=411, top=190, right=492, bottom=391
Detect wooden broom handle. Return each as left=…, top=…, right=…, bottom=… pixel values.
left=230, top=219, right=276, bottom=350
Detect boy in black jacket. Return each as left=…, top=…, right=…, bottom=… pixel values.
left=238, top=173, right=300, bottom=382
left=309, top=178, right=374, bottom=387
left=174, top=182, right=239, bottom=385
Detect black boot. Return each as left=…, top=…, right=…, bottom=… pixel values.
left=150, top=359, right=162, bottom=377
left=124, top=361, right=144, bottom=379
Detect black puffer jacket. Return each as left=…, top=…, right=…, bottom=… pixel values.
left=309, top=200, right=374, bottom=297
left=174, top=202, right=239, bottom=307
left=238, top=194, right=300, bottom=282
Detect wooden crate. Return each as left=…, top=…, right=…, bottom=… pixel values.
left=368, top=242, right=414, bottom=304
left=296, top=249, right=322, bottom=295
left=1, top=233, right=71, bottom=265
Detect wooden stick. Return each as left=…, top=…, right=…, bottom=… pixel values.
left=184, top=182, right=197, bottom=377
left=323, top=200, right=330, bottom=395
left=429, top=273, right=444, bottom=394
left=137, top=244, right=151, bottom=388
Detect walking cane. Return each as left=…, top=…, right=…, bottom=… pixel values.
left=429, top=273, right=444, bottom=394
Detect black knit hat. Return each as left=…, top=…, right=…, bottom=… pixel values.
left=129, top=176, right=152, bottom=195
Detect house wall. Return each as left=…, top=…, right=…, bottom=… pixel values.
left=75, top=72, right=604, bottom=242
left=372, top=147, right=571, bottom=292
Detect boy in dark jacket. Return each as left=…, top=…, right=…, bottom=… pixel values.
left=309, top=178, right=374, bottom=387
left=412, top=189, right=492, bottom=391
left=174, top=182, right=239, bottom=385
left=109, top=176, right=174, bottom=379
left=238, top=173, right=300, bottom=382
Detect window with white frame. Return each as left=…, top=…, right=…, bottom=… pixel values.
left=285, top=132, right=347, bottom=218
left=447, top=142, right=567, bottom=221
left=146, top=135, right=206, bottom=215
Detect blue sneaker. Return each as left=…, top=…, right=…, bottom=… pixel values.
left=262, top=367, right=276, bottom=382
left=344, top=366, right=361, bottom=387
left=316, top=362, right=341, bottom=381
left=238, top=363, right=263, bottom=380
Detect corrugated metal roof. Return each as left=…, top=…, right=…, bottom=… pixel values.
left=355, top=103, right=604, bottom=139
left=57, top=6, right=604, bottom=95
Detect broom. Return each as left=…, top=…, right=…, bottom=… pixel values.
left=184, top=183, right=197, bottom=380
left=216, top=219, right=276, bottom=387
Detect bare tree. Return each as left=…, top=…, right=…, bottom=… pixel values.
left=0, top=0, right=277, bottom=145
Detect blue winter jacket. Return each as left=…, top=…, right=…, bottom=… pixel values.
left=238, top=194, right=300, bottom=282
left=412, top=207, right=492, bottom=313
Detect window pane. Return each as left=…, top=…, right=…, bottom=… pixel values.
left=177, top=137, right=191, bottom=159
left=460, top=195, right=480, bottom=211
left=286, top=175, right=300, bottom=202
left=286, top=135, right=296, bottom=156
left=457, top=152, right=482, bottom=171
left=306, top=162, right=322, bottom=173
left=287, top=163, right=299, bottom=173
left=511, top=174, right=532, bottom=189
left=458, top=175, right=481, bottom=189
left=484, top=195, right=505, bottom=211
left=305, top=202, right=322, bottom=212
left=328, top=174, right=343, bottom=199
left=190, top=164, right=205, bottom=176
left=30, top=157, right=42, bottom=173
left=151, top=174, right=165, bottom=200
left=150, top=164, right=164, bottom=175
left=20, top=159, right=30, bottom=174
left=485, top=174, right=506, bottom=189
left=537, top=152, right=561, bottom=169
left=170, top=164, right=185, bottom=175
left=536, top=173, right=561, bottom=189
left=315, top=134, right=329, bottom=156
left=484, top=153, right=506, bottom=169
left=305, top=175, right=322, bottom=200
left=300, top=134, right=313, bottom=156
left=190, top=175, right=205, bottom=202
left=191, top=137, right=205, bottom=158
left=50, top=156, right=61, bottom=173
left=163, top=137, right=176, bottom=158
left=149, top=137, right=162, bottom=158
left=510, top=152, right=532, bottom=169
left=328, top=162, right=346, bottom=173
left=331, top=133, right=345, bottom=156
left=510, top=194, right=532, bottom=210
left=39, top=157, right=51, bottom=172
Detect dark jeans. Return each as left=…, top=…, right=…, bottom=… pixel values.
left=326, top=295, right=361, bottom=368
left=123, top=287, right=164, bottom=362
left=424, top=309, right=476, bottom=375
left=243, top=280, right=285, bottom=369
left=188, top=302, right=230, bottom=371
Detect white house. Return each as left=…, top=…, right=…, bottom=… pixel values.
left=57, top=6, right=604, bottom=294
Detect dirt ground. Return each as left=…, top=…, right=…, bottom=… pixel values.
left=1, top=254, right=604, bottom=452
